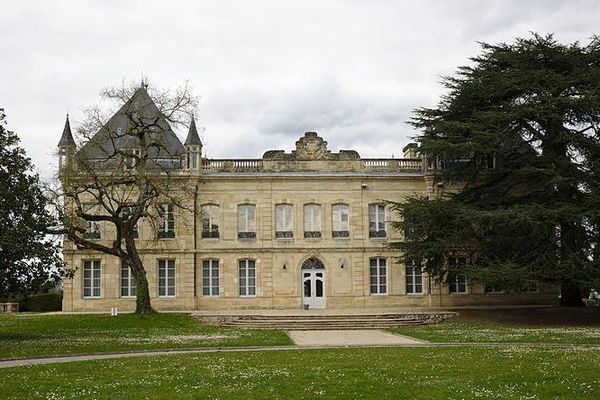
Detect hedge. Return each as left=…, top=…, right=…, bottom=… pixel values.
left=19, top=292, right=63, bottom=312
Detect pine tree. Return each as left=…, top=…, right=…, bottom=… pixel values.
left=390, top=34, right=600, bottom=306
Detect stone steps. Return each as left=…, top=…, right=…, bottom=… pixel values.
left=193, top=312, right=456, bottom=330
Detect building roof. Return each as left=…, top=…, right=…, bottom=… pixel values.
left=58, top=114, right=76, bottom=147
left=78, top=86, right=185, bottom=160
left=184, top=116, right=202, bottom=146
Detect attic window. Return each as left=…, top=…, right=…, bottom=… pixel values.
left=117, top=127, right=123, bottom=135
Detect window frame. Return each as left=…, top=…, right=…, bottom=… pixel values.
left=201, top=204, right=220, bottom=239
left=237, top=204, right=257, bottom=240
left=275, top=203, right=294, bottom=239
left=157, top=203, right=175, bottom=239
left=368, top=203, right=387, bottom=239
left=82, top=260, right=102, bottom=299
left=157, top=259, right=176, bottom=298
left=332, top=203, right=350, bottom=238
left=202, top=259, right=220, bottom=297
left=369, top=257, right=388, bottom=295
left=120, top=261, right=137, bottom=298
left=303, top=203, right=322, bottom=239
left=238, top=259, right=257, bottom=297
left=448, top=257, right=468, bottom=294
left=405, top=263, right=423, bottom=295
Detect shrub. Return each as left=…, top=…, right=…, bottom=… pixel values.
left=19, top=292, right=63, bottom=312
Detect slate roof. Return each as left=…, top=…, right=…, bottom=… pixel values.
left=184, top=116, right=202, bottom=146
left=78, top=87, right=185, bottom=160
left=58, top=114, right=76, bottom=146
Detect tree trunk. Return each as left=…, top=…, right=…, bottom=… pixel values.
left=132, top=266, right=153, bottom=314
left=560, top=281, right=584, bottom=307
left=124, top=235, right=154, bottom=314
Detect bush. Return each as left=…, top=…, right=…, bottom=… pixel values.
left=19, top=292, right=63, bottom=312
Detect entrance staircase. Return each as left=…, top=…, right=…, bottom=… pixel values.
left=193, top=311, right=456, bottom=330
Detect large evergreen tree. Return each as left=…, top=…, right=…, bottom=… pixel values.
left=391, top=34, right=600, bottom=306
left=0, top=109, right=62, bottom=299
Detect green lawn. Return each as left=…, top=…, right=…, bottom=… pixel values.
left=0, top=313, right=292, bottom=360
left=390, top=307, right=600, bottom=344
left=2, top=346, right=599, bottom=399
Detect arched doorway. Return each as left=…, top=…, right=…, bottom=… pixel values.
left=301, top=257, right=325, bottom=309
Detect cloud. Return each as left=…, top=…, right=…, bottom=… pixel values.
left=1, top=0, right=599, bottom=177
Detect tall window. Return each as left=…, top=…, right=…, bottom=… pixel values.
left=202, top=259, right=219, bottom=296
left=202, top=205, right=220, bottom=239
left=121, top=261, right=136, bottom=297
left=83, top=260, right=101, bottom=298
left=158, top=204, right=175, bottom=239
left=275, top=204, right=293, bottom=239
left=158, top=259, right=176, bottom=297
left=304, top=204, right=322, bottom=239
left=332, top=204, right=350, bottom=238
left=406, top=263, right=423, bottom=294
left=237, top=204, right=256, bottom=239
left=238, top=259, right=256, bottom=297
left=83, top=204, right=101, bottom=240
left=122, top=206, right=139, bottom=239
left=370, top=258, right=387, bottom=295
left=369, top=204, right=386, bottom=238
left=188, top=148, right=199, bottom=170
left=448, top=257, right=467, bottom=294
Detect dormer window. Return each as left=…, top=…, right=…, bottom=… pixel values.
left=188, top=147, right=199, bottom=170
left=124, top=148, right=141, bottom=170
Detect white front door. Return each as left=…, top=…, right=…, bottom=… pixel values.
left=302, top=270, right=325, bottom=308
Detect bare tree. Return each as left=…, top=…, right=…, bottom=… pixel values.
left=47, top=81, right=200, bottom=314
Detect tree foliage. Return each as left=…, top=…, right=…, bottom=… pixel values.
left=0, top=109, right=62, bottom=299
left=390, top=34, right=600, bottom=306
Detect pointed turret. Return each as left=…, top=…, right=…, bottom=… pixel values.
left=184, top=116, right=202, bottom=146
left=58, top=114, right=76, bottom=172
left=58, top=114, right=76, bottom=146
left=185, top=116, right=202, bottom=172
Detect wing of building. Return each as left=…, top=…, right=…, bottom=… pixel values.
left=58, top=87, right=555, bottom=311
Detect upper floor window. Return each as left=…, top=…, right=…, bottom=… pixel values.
left=370, top=258, right=387, bottom=295
left=369, top=204, right=386, bottom=238
left=82, top=204, right=101, bottom=240
left=238, top=204, right=256, bottom=240
left=304, top=204, right=322, bottom=239
left=122, top=206, right=139, bottom=239
left=448, top=256, right=468, bottom=294
left=201, top=205, right=219, bottom=239
left=275, top=204, right=293, bottom=239
left=332, top=204, right=350, bottom=238
left=406, top=262, right=423, bottom=294
left=83, top=260, right=101, bottom=298
left=157, top=204, right=175, bottom=239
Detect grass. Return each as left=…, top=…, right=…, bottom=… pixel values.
left=2, top=346, right=599, bottom=399
left=0, top=313, right=292, bottom=360
left=390, top=307, right=600, bottom=344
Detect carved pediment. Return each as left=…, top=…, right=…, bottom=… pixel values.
left=262, top=132, right=360, bottom=160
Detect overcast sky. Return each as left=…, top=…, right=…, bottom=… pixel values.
left=1, top=0, right=599, bottom=179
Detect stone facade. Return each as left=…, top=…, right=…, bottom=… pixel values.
left=60, top=129, right=555, bottom=312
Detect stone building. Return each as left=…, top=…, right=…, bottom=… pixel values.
left=59, top=87, right=554, bottom=311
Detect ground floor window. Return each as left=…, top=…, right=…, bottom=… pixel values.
left=120, top=261, right=136, bottom=297
left=202, top=259, right=220, bottom=296
left=158, top=259, right=176, bottom=297
left=370, top=258, right=387, bottom=295
left=83, top=260, right=101, bottom=298
left=238, top=259, right=256, bottom=297
left=448, top=272, right=467, bottom=293
left=406, top=264, right=423, bottom=294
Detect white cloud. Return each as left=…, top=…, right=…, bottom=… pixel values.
left=1, top=0, right=599, bottom=178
